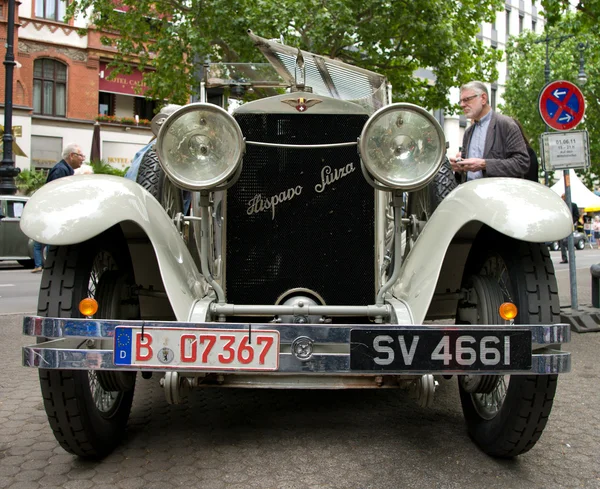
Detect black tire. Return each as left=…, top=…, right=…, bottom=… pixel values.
left=550, top=241, right=560, bottom=252
left=37, top=227, right=139, bottom=459
left=458, top=231, right=559, bottom=457
left=18, top=259, right=35, bottom=269
left=136, top=148, right=183, bottom=218
left=577, top=238, right=585, bottom=250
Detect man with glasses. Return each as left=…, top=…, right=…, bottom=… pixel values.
left=450, top=81, right=529, bottom=182
left=46, top=143, right=85, bottom=183
left=31, top=143, right=85, bottom=272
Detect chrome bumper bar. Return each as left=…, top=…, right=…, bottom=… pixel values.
left=22, top=316, right=571, bottom=375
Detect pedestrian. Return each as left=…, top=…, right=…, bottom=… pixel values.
left=560, top=193, right=580, bottom=264
left=46, top=143, right=85, bottom=182
left=31, top=143, right=85, bottom=273
left=592, top=216, right=600, bottom=250
left=449, top=81, right=529, bottom=181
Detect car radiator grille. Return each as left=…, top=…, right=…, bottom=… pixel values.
left=226, top=113, right=374, bottom=306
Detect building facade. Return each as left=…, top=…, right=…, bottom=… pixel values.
left=0, top=0, right=155, bottom=172
left=444, top=0, right=543, bottom=158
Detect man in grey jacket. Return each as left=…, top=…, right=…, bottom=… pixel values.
left=450, top=81, right=529, bottom=181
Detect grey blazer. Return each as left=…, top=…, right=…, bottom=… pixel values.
left=461, top=112, right=530, bottom=178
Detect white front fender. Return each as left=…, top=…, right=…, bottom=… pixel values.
left=20, top=175, right=209, bottom=320
left=393, top=178, right=573, bottom=323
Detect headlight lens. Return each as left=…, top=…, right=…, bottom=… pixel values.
left=358, top=103, right=445, bottom=190
left=155, top=103, right=244, bottom=190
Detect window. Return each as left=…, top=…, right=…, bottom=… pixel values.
left=31, top=135, right=63, bottom=169
left=519, top=14, right=524, bottom=33
left=35, top=0, right=66, bottom=21
left=134, top=97, right=160, bottom=120
left=532, top=19, right=537, bottom=32
left=33, top=59, right=66, bottom=117
left=491, top=87, right=497, bottom=111
left=5, top=200, right=25, bottom=218
left=99, top=92, right=115, bottom=115
left=505, top=9, right=511, bottom=43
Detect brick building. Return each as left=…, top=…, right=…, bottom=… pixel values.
left=0, top=0, right=156, bottom=172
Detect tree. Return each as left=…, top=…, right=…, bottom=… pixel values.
left=501, top=22, right=599, bottom=184
left=541, top=0, right=600, bottom=34
left=68, top=0, right=504, bottom=110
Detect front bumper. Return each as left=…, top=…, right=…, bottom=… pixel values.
left=23, top=316, right=571, bottom=375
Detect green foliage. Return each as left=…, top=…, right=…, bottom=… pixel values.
left=501, top=16, right=599, bottom=185
left=16, top=169, right=46, bottom=195
left=90, top=160, right=128, bottom=177
left=66, top=0, right=505, bottom=110
left=541, top=0, right=600, bottom=35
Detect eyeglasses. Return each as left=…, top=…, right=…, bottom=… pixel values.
left=459, top=94, right=481, bottom=104
left=72, top=152, right=85, bottom=158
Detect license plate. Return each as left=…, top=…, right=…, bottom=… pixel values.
left=350, top=329, right=531, bottom=371
left=114, top=326, right=280, bottom=371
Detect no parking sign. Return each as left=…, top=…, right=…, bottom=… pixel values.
left=538, top=80, right=585, bottom=131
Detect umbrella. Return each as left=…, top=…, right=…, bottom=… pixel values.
left=90, top=121, right=101, bottom=163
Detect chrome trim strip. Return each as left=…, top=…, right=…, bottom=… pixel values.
left=22, top=344, right=571, bottom=374
left=246, top=140, right=357, bottom=149
left=210, top=303, right=391, bottom=318
left=23, top=316, right=572, bottom=345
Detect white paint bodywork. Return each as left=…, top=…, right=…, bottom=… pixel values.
left=20, top=175, right=210, bottom=320
left=392, top=178, right=574, bottom=324
left=21, top=175, right=572, bottom=326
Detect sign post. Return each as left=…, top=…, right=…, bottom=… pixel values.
left=539, top=80, right=587, bottom=312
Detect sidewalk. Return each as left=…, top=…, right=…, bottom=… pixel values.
left=554, top=247, right=600, bottom=332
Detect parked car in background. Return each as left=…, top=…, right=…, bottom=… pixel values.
left=547, top=230, right=586, bottom=251
left=0, top=195, right=34, bottom=268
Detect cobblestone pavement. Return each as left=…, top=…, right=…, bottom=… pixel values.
left=1, top=313, right=599, bottom=489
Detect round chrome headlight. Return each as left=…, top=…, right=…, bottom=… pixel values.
left=155, top=103, right=245, bottom=190
left=358, top=103, right=445, bottom=190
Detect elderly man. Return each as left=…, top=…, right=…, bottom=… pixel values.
left=46, top=143, right=85, bottom=182
left=31, top=143, right=85, bottom=272
left=450, top=81, right=529, bottom=181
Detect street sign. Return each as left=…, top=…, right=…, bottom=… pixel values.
left=540, top=130, right=590, bottom=171
left=538, top=80, right=585, bottom=131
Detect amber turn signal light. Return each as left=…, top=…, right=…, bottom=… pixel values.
left=499, top=302, right=518, bottom=321
left=79, top=298, right=98, bottom=317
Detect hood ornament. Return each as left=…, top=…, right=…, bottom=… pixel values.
left=281, top=97, right=322, bottom=112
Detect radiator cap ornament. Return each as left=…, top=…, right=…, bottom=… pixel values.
left=282, top=97, right=322, bottom=112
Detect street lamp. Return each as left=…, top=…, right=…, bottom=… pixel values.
left=577, top=42, right=588, bottom=87
left=0, top=0, right=20, bottom=195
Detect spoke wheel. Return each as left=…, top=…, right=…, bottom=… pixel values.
left=37, top=227, right=139, bottom=458
left=404, top=157, right=456, bottom=256
left=458, top=230, right=560, bottom=458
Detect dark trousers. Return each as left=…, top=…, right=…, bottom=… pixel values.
left=561, top=236, right=570, bottom=262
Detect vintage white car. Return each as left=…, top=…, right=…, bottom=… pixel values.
left=21, top=32, right=573, bottom=459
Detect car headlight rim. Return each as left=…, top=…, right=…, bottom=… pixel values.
left=358, top=102, right=446, bottom=191
left=155, top=103, right=245, bottom=191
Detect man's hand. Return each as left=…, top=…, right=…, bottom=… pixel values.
left=450, top=157, right=486, bottom=173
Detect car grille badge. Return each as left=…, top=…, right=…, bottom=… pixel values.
left=281, top=97, right=322, bottom=112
